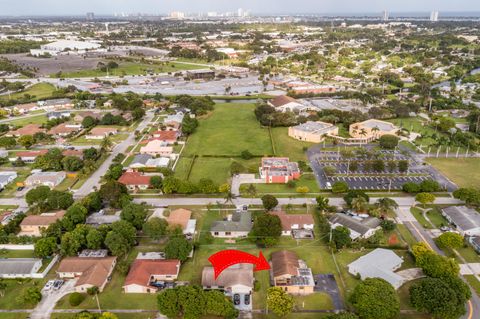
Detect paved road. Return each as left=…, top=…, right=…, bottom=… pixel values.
left=135, top=196, right=463, bottom=207
left=74, top=110, right=154, bottom=198
left=30, top=280, right=76, bottom=319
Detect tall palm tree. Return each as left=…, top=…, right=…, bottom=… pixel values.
left=101, top=136, right=113, bottom=152
left=372, top=126, right=380, bottom=138
left=351, top=196, right=368, bottom=213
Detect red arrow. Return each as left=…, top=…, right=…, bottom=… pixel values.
left=208, top=250, right=270, bottom=279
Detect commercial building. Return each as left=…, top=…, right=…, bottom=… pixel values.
left=268, top=95, right=306, bottom=113
left=259, top=158, right=300, bottom=184
left=349, top=119, right=399, bottom=141
left=30, top=40, right=103, bottom=56
left=288, top=121, right=338, bottom=143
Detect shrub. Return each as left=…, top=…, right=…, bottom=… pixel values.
left=402, top=182, right=421, bottom=193
left=69, top=292, right=85, bottom=306
left=332, top=181, right=349, bottom=193
left=379, top=134, right=399, bottom=149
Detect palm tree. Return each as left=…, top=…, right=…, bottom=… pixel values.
left=372, top=126, right=380, bottom=138
left=224, top=191, right=235, bottom=204
left=351, top=196, right=368, bottom=213
left=101, top=136, right=113, bottom=152
left=0, top=279, right=6, bottom=297
left=375, top=198, right=399, bottom=215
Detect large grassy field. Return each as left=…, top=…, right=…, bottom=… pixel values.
left=271, top=127, right=313, bottom=162
left=426, top=158, right=480, bottom=188
left=183, top=103, right=273, bottom=157
left=57, top=61, right=204, bottom=78
left=0, top=82, right=56, bottom=101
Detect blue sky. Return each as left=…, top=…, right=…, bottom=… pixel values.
left=1, top=0, right=479, bottom=15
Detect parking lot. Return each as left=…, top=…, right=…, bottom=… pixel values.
left=326, top=174, right=432, bottom=190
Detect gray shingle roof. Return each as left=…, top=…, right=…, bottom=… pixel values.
left=210, top=211, right=252, bottom=232
left=131, top=154, right=152, bottom=166
left=329, top=213, right=380, bottom=236
left=442, top=206, right=480, bottom=232
left=0, top=258, right=42, bottom=275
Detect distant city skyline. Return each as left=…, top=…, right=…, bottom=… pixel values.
left=1, top=0, right=480, bottom=16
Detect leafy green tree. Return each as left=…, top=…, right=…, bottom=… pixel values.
left=453, top=188, right=480, bottom=206
left=86, top=228, right=104, bottom=250
left=81, top=116, right=96, bottom=128
left=80, top=192, right=102, bottom=213
left=204, top=290, right=238, bottom=319
left=316, top=195, right=330, bottom=211
left=266, top=287, right=294, bottom=317
left=0, top=136, right=16, bottom=149
left=157, top=288, right=180, bottom=318
left=62, top=204, right=88, bottom=231
left=105, top=221, right=137, bottom=257
left=120, top=203, right=148, bottom=229
left=150, top=175, right=163, bottom=189
left=17, top=287, right=41, bottom=305
left=372, top=159, right=385, bottom=173
left=165, top=237, right=192, bottom=262
left=344, top=190, right=369, bottom=206
left=47, top=190, right=74, bottom=210
left=83, top=147, right=99, bottom=161
left=326, top=313, right=359, bottom=319
left=181, top=116, right=199, bottom=135
left=99, top=180, right=129, bottom=208
left=34, top=237, right=58, bottom=258
left=378, top=135, right=399, bottom=149
left=350, top=278, right=400, bottom=319
left=18, top=134, right=35, bottom=149
left=332, top=181, right=349, bottom=193
left=33, top=148, right=64, bottom=171
left=415, top=193, right=436, bottom=207
left=143, top=217, right=168, bottom=241
left=410, top=277, right=471, bottom=319
left=249, top=213, right=282, bottom=247
left=261, top=194, right=278, bottom=211
left=332, top=226, right=351, bottom=249
left=62, top=156, right=84, bottom=171
left=419, top=180, right=441, bottom=192
left=436, top=232, right=464, bottom=250
left=197, top=178, right=217, bottom=194
left=25, top=186, right=51, bottom=207
left=240, top=150, right=253, bottom=160
left=403, top=182, right=420, bottom=193
left=420, top=253, right=460, bottom=279
left=69, top=292, right=85, bottom=306
left=398, top=160, right=409, bottom=174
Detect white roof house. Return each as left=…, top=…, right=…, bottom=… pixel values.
left=348, top=248, right=405, bottom=289
left=442, top=206, right=480, bottom=236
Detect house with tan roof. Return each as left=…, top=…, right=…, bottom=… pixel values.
left=9, top=150, right=48, bottom=163
left=19, top=211, right=65, bottom=236
left=268, top=95, right=307, bottom=113
left=123, top=259, right=181, bottom=293
left=48, top=123, right=82, bottom=137
left=202, top=263, right=254, bottom=308
left=270, top=250, right=315, bottom=295
left=118, top=171, right=151, bottom=191
left=139, top=140, right=173, bottom=157
left=12, top=103, right=40, bottom=114
left=7, top=124, right=46, bottom=137
left=150, top=130, right=180, bottom=144
left=85, top=127, right=118, bottom=140
left=270, top=211, right=314, bottom=238
left=57, top=256, right=117, bottom=292
left=74, top=111, right=103, bottom=123
left=167, top=208, right=196, bottom=235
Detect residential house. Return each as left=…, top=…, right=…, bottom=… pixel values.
left=468, top=236, right=480, bottom=253
left=62, top=149, right=84, bottom=158
left=329, top=213, right=381, bottom=240
left=441, top=206, right=480, bottom=236
left=202, top=264, right=254, bottom=310
left=164, top=113, right=184, bottom=129
left=7, top=124, right=46, bottom=137
left=349, top=119, right=399, bottom=141
left=167, top=208, right=196, bottom=235
left=19, top=211, right=66, bottom=236
left=288, top=121, right=338, bottom=143
left=118, top=171, right=151, bottom=191
left=24, top=171, right=66, bottom=188
left=259, top=158, right=300, bottom=184
left=150, top=130, right=180, bottom=144
left=74, top=111, right=103, bottom=123
left=47, top=111, right=71, bottom=120
left=348, top=248, right=405, bottom=289
left=140, top=140, right=173, bottom=157
left=9, top=150, right=48, bottom=163
left=85, top=127, right=118, bottom=140
left=56, top=256, right=117, bottom=292
left=39, top=98, right=73, bottom=110
left=123, top=259, right=181, bottom=293
left=129, top=154, right=169, bottom=169
left=270, top=250, right=315, bottom=295
left=12, top=103, right=39, bottom=114
left=270, top=211, right=314, bottom=238
left=0, top=211, right=14, bottom=225
left=210, top=211, right=252, bottom=238
left=0, top=258, right=42, bottom=278
left=0, top=171, right=17, bottom=189
left=268, top=95, right=306, bottom=113
left=86, top=211, right=121, bottom=227
left=48, top=123, right=82, bottom=137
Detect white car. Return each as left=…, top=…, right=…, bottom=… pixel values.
left=325, top=182, right=332, bottom=190
left=44, top=280, right=55, bottom=291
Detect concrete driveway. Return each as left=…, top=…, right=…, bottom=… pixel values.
left=30, top=279, right=76, bottom=319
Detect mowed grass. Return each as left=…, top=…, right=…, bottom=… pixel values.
left=5, top=114, right=47, bottom=126
left=271, top=127, right=313, bottom=162
left=57, top=61, right=204, bottom=78
left=0, top=82, right=56, bottom=101
left=182, top=103, right=273, bottom=156
left=426, top=158, right=480, bottom=188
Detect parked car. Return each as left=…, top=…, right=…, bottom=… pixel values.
left=244, top=294, right=250, bottom=305
left=17, top=186, right=24, bottom=191
left=233, top=294, right=240, bottom=305
left=53, top=280, right=64, bottom=290
left=44, top=280, right=55, bottom=291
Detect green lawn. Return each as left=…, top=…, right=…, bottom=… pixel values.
left=57, top=61, right=204, bottom=78
left=54, top=177, right=78, bottom=192
left=0, top=169, right=30, bottom=198
left=0, top=278, right=48, bottom=310
left=424, top=207, right=449, bottom=229
left=270, top=127, right=313, bottom=162
left=0, top=250, right=35, bottom=258
left=5, top=114, right=47, bottom=127
left=464, top=275, right=480, bottom=296
left=396, top=224, right=419, bottom=247
left=410, top=207, right=434, bottom=229
left=242, top=174, right=320, bottom=195
left=426, top=158, right=480, bottom=188
left=0, top=83, right=56, bottom=101
left=183, top=103, right=273, bottom=157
